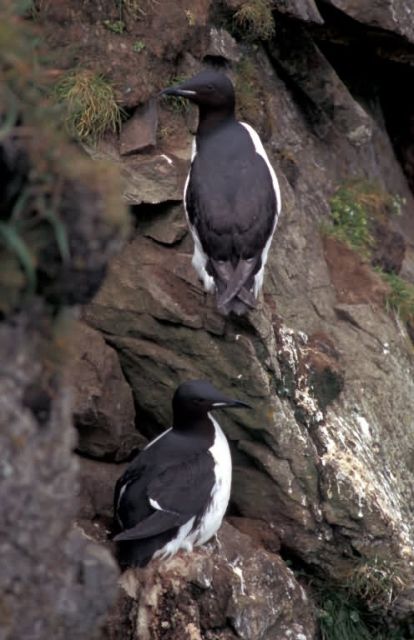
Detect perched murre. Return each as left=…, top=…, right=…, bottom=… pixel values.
left=161, top=69, right=281, bottom=315
left=113, top=379, right=250, bottom=568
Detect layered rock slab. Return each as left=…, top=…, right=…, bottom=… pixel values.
left=324, top=0, right=414, bottom=45
left=85, top=198, right=414, bottom=619
left=0, top=313, right=119, bottom=640
left=70, top=321, right=144, bottom=461
left=104, top=523, right=316, bottom=640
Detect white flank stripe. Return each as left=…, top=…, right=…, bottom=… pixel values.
left=149, top=498, right=163, bottom=511
left=144, top=427, right=172, bottom=450
left=240, top=121, right=281, bottom=296
left=183, top=138, right=215, bottom=292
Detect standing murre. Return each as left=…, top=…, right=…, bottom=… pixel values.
left=161, top=69, right=281, bottom=316
left=113, top=379, right=250, bottom=568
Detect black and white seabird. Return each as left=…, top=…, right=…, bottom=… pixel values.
left=113, top=379, right=250, bottom=568
left=162, top=69, right=281, bottom=315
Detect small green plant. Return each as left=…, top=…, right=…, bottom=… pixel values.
left=233, top=0, right=275, bottom=41
left=328, top=185, right=375, bottom=257
left=159, top=125, right=174, bottom=140
left=132, top=40, right=145, bottom=53
left=325, top=180, right=404, bottom=259
left=54, top=70, right=123, bottom=142
left=120, top=0, right=158, bottom=20
left=15, top=0, right=46, bottom=17
left=379, top=272, right=414, bottom=322
left=348, top=557, right=408, bottom=612
left=185, top=9, right=195, bottom=26
left=103, top=19, right=125, bottom=34
left=317, top=587, right=374, bottom=640
left=313, top=566, right=409, bottom=640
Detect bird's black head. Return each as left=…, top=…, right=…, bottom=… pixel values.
left=161, top=70, right=235, bottom=113
left=172, top=379, right=250, bottom=429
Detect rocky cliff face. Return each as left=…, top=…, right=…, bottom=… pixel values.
left=3, top=1, right=414, bottom=638
left=0, top=11, right=128, bottom=638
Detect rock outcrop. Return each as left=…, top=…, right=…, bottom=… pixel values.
left=323, top=0, right=414, bottom=45
left=3, top=0, right=414, bottom=638
left=0, top=10, right=129, bottom=637
left=70, top=321, right=144, bottom=461
left=79, top=2, right=414, bottom=633
left=105, top=523, right=316, bottom=640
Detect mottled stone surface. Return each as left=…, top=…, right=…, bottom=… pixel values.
left=70, top=321, right=143, bottom=461
left=83, top=24, right=414, bottom=622
left=105, top=523, right=316, bottom=640
left=30, top=0, right=414, bottom=635
left=120, top=99, right=158, bottom=156
left=324, top=0, right=414, bottom=45
left=0, top=313, right=119, bottom=640
left=273, top=0, right=324, bottom=23
left=0, top=80, right=127, bottom=638
left=206, top=27, right=241, bottom=62
left=268, top=20, right=373, bottom=145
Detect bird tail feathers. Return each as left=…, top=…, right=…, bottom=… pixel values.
left=211, top=258, right=257, bottom=313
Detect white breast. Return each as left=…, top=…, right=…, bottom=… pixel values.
left=193, top=414, right=232, bottom=547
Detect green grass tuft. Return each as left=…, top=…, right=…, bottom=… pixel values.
left=317, top=587, right=374, bottom=640
left=120, top=0, right=158, bottom=20
left=379, top=272, right=414, bottom=322
left=103, top=19, right=126, bottom=34
left=348, top=557, right=408, bottom=612
left=325, top=179, right=404, bottom=259
left=132, top=40, right=145, bottom=53
left=233, top=0, right=275, bottom=41
left=54, top=70, right=123, bottom=143
left=313, top=563, right=409, bottom=640
left=328, top=185, right=375, bottom=257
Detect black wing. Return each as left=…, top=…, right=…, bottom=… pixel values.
left=186, top=122, right=276, bottom=309
left=186, top=122, right=277, bottom=262
left=114, top=452, right=215, bottom=542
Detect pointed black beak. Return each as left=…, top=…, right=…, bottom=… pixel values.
left=159, top=87, right=197, bottom=98
left=211, top=398, right=251, bottom=410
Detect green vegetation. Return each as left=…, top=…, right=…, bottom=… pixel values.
left=0, top=3, right=128, bottom=314
left=235, top=57, right=261, bottom=123
left=317, top=586, right=374, bottom=640
left=326, top=179, right=404, bottom=258
left=132, top=40, right=145, bottom=53
left=313, top=559, right=409, bottom=640
left=349, top=557, right=408, bottom=612
left=325, top=179, right=414, bottom=329
left=103, top=19, right=126, bottom=34
left=329, top=184, right=375, bottom=257
left=118, top=0, right=158, bottom=20
left=379, top=272, right=414, bottom=322
left=233, top=0, right=275, bottom=41
left=54, top=70, right=123, bottom=142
